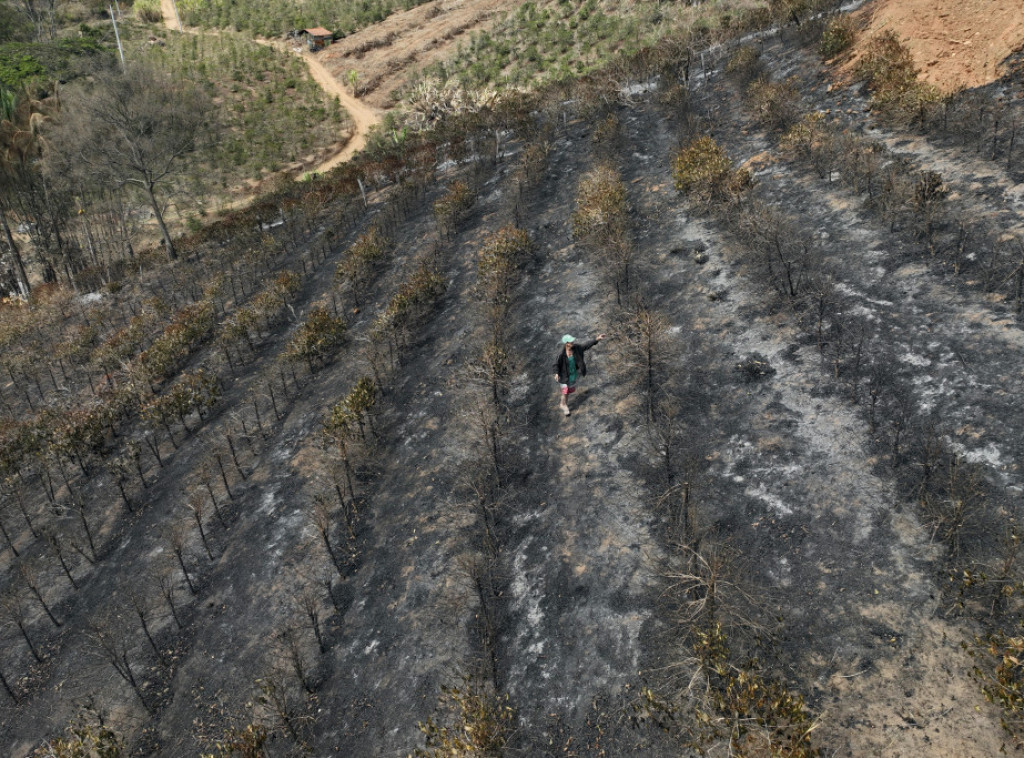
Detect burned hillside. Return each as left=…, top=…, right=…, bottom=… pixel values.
left=2, top=6, right=1024, bottom=757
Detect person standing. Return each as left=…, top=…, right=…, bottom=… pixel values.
left=553, top=333, right=605, bottom=417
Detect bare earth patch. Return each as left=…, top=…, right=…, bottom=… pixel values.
left=851, top=0, right=1024, bottom=92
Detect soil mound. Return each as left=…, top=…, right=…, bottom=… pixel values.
left=851, top=0, right=1024, bottom=92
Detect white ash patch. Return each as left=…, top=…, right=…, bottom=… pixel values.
left=258, top=486, right=278, bottom=516
left=948, top=440, right=1004, bottom=468
left=900, top=351, right=932, bottom=368
left=510, top=538, right=545, bottom=652
left=834, top=281, right=893, bottom=307
left=507, top=371, right=531, bottom=403
left=746, top=482, right=794, bottom=517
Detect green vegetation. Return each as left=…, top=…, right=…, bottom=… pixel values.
left=818, top=14, right=855, bottom=59
left=433, top=180, right=475, bottom=239
left=335, top=226, right=391, bottom=307
left=969, top=630, right=1024, bottom=749
left=128, top=27, right=347, bottom=193
left=691, top=624, right=820, bottom=757
left=409, top=0, right=810, bottom=97
left=30, top=710, right=125, bottom=757
left=415, top=678, right=515, bottom=757
left=284, top=306, right=348, bottom=372
left=0, top=37, right=106, bottom=91
left=417, top=0, right=671, bottom=91
left=174, top=0, right=431, bottom=38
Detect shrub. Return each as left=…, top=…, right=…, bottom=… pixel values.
left=31, top=711, right=124, bottom=757
left=93, top=316, right=149, bottom=374
left=433, top=181, right=475, bottom=239
left=477, top=226, right=533, bottom=299
left=693, top=623, right=820, bottom=758
left=780, top=112, right=839, bottom=180
left=746, top=76, right=801, bottom=132
left=324, top=376, right=377, bottom=446
left=968, top=630, right=1024, bottom=748
left=338, top=227, right=389, bottom=277
left=45, top=400, right=120, bottom=472
left=673, top=136, right=751, bottom=206
left=735, top=352, right=776, bottom=382
left=134, top=0, right=164, bottom=23
left=592, top=112, right=621, bottom=147
left=572, top=165, right=628, bottom=244
left=414, top=678, right=515, bottom=758
left=137, top=300, right=216, bottom=386
left=370, top=263, right=446, bottom=361
left=335, top=227, right=390, bottom=308
left=819, top=15, right=856, bottom=59
left=284, top=307, right=347, bottom=372
left=857, top=31, right=940, bottom=119
left=141, top=369, right=221, bottom=433
left=201, top=723, right=269, bottom=758
left=725, top=45, right=764, bottom=85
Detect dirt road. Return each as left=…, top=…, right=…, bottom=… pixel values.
left=159, top=0, right=380, bottom=175
left=161, top=0, right=180, bottom=31
left=276, top=42, right=382, bottom=174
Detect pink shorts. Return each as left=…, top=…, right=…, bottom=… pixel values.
left=560, top=383, right=576, bottom=395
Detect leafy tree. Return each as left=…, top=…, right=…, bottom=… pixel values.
left=44, top=61, right=211, bottom=261
left=0, top=5, right=34, bottom=43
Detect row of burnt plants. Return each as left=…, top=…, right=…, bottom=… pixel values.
left=731, top=33, right=1024, bottom=307
left=188, top=171, right=454, bottom=754
left=715, top=57, right=1012, bottom=583
left=679, top=58, right=1024, bottom=747
left=414, top=130, right=554, bottom=756
left=98, top=171, right=449, bottom=750
left=720, top=40, right=1024, bottom=597
left=835, top=27, right=1023, bottom=176
left=574, top=101, right=824, bottom=757
left=12, top=182, right=392, bottom=746
left=0, top=159, right=410, bottom=735
left=2, top=16, right=857, bottom=748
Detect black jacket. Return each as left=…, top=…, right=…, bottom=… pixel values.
left=553, top=339, right=598, bottom=384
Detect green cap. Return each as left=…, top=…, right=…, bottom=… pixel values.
left=561, top=334, right=575, bottom=344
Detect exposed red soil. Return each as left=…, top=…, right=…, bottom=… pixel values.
left=851, top=0, right=1024, bottom=92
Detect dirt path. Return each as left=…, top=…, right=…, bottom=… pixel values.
left=160, top=0, right=180, bottom=31
left=158, top=0, right=380, bottom=178
left=501, top=155, right=660, bottom=741
left=270, top=40, right=382, bottom=175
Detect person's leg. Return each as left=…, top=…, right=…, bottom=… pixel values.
left=560, top=383, right=573, bottom=415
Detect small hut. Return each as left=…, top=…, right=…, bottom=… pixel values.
left=300, top=27, right=333, bottom=52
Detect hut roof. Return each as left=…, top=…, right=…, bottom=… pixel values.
left=303, top=27, right=333, bottom=37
